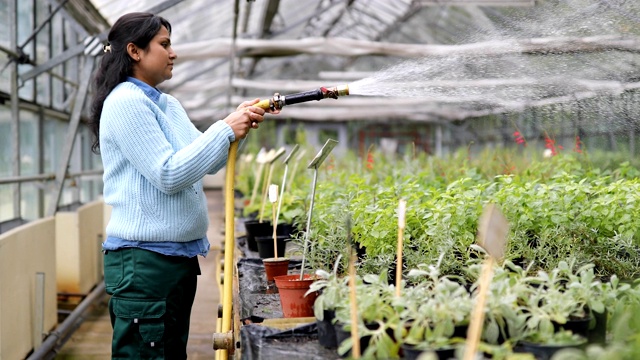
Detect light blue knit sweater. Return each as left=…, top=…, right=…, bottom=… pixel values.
left=100, top=81, right=235, bottom=242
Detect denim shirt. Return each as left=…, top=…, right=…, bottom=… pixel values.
left=102, top=77, right=210, bottom=257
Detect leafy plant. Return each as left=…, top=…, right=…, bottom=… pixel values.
left=307, top=256, right=349, bottom=320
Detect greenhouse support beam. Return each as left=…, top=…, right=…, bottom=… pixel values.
left=172, top=35, right=640, bottom=61
left=44, top=0, right=88, bottom=37
left=46, top=56, right=95, bottom=217
left=416, top=0, right=533, bottom=6
left=21, top=42, right=90, bottom=82
left=146, top=0, right=187, bottom=14
left=21, top=0, right=183, bottom=83
left=0, top=169, right=103, bottom=186
left=17, top=0, right=70, bottom=51
left=9, top=0, right=20, bottom=219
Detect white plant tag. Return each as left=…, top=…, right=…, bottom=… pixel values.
left=269, top=184, right=278, bottom=203
left=398, top=199, right=406, bottom=228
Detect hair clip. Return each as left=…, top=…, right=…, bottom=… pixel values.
left=103, top=44, right=111, bottom=53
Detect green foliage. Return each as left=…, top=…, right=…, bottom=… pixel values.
left=300, top=150, right=640, bottom=280
left=244, top=145, right=640, bottom=359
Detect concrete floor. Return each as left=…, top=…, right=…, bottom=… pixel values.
left=56, top=190, right=225, bottom=359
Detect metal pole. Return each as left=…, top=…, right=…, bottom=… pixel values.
left=0, top=169, right=103, bottom=185
left=9, top=0, right=20, bottom=219
left=299, top=166, right=318, bottom=280
left=26, top=282, right=107, bottom=360
left=33, top=272, right=46, bottom=350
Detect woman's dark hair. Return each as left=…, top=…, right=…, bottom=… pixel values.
left=89, top=12, right=171, bottom=154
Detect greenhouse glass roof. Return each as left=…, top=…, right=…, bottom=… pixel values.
left=85, top=0, right=640, bottom=127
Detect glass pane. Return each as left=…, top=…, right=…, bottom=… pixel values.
left=0, top=50, right=9, bottom=93
left=0, top=0, right=14, bottom=93
left=20, top=182, right=41, bottom=221
left=0, top=184, right=13, bottom=222
left=35, top=0, right=50, bottom=106
left=19, top=109, right=38, bottom=176
left=17, top=0, right=34, bottom=102
left=43, top=117, right=65, bottom=173
left=80, top=180, right=90, bottom=204
left=60, top=181, right=77, bottom=207
left=0, top=1, right=11, bottom=93
left=51, top=15, right=65, bottom=110
left=0, top=105, right=11, bottom=177
left=79, top=125, right=104, bottom=203
left=0, top=0, right=8, bottom=48
left=0, top=78, right=15, bottom=221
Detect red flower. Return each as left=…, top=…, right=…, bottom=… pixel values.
left=573, top=136, right=583, bottom=154
left=544, top=135, right=562, bottom=156
left=366, top=152, right=374, bottom=170
left=513, top=131, right=526, bottom=147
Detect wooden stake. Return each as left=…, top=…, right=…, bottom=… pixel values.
left=258, top=162, right=272, bottom=223
left=463, top=203, right=509, bottom=360
left=395, top=199, right=406, bottom=298
left=259, top=148, right=285, bottom=223
left=249, top=149, right=266, bottom=207
left=348, top=245, right=360, bottom=359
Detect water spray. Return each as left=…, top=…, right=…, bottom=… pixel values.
left=255, top=84, right=350, bottom=111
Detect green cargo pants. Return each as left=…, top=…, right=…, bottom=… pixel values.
left=104, top=248, right=201, bottom=359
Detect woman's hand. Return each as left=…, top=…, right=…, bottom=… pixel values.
left=224, top=98, right=277, bottom=139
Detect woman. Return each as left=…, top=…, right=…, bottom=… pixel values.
left=89, top=12, right=276, bottom=359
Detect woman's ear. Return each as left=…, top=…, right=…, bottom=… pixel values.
left=126, top=43, right=140, bottom=62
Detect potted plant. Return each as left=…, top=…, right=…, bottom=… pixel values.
left=517, top=330, right=587, bottom=360
left=331, top=271, right=400, bottom=358
left=308, top=258, right=349, bottom=348
left=397, top=261, right=472, bottom=359
left=274, top=273, right=318, bottom=318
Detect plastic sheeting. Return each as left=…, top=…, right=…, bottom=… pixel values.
left=237, top=258, right=294, bottom=319
left=240, top=323, right=340, bottom=360
left=236, top=255, right=341, bottom=359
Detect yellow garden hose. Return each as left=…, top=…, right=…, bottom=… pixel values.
left=217, top=93, right=346, bottom=358
left=220, top=140, right=239, bottom=360
left=219, top=104, right=271, bottom=359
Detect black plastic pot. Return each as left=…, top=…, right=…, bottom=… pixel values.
left=333, top=322, right=375, bottom=358
left=317, top=309, right=337, bottom=349
left=255, top=235, right=288, bottom=259
left=553, top=316, right=591, bottom=338
left=518, top=339, right=587, bottom=360
left=589, top=310, right=607, bottom=344
left=278, top=222, right=297, bottom=239
left=243, top=219, right=273, bottom=252
left=401, top=344, right=456, bottom=360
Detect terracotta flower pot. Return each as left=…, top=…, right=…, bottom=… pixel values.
left=263, top=257, right=290, bottom=282
left=274, top=274, right=317, bottom=318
